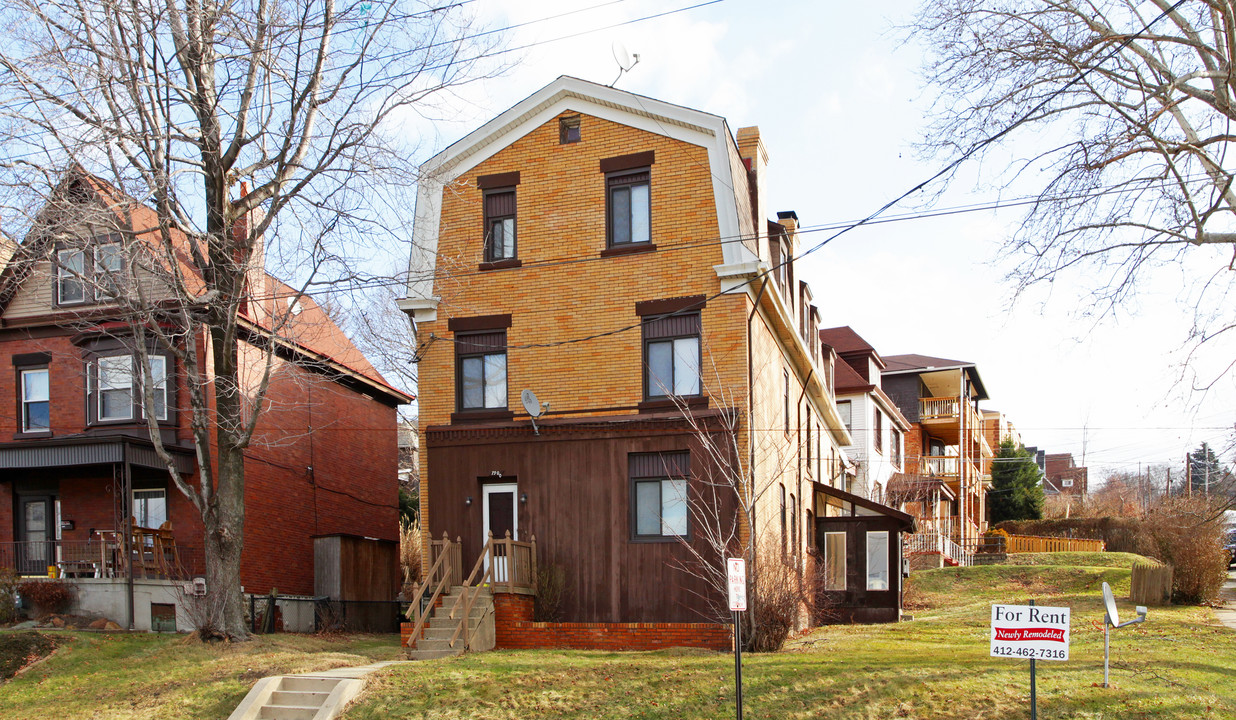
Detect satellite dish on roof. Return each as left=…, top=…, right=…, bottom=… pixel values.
left=609, top=41, right=641, bottom=87
left=1102, top=581, right=1119, bottom=626
left=521, top=389, right=550, bottom=435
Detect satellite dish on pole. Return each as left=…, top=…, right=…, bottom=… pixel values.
left=609, top=41, right=641, bottom=87
left=1102, top=581, right=1119, bottom=626
left=521, top=389, right=549, bottom=435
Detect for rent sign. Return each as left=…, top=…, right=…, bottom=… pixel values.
left=990, top=604, right=1071, bottom=661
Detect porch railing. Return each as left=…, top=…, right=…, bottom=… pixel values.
left=405, top=530, right=537, bottom=653
left=0, top=539, right=203, bottom=580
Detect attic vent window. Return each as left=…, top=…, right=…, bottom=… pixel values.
left=559, top=115, right=581, bottom=144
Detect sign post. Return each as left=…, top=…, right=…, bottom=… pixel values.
left=727, top=558, right=746, bottom=720
left=991, top=600, right=1071, bottom=720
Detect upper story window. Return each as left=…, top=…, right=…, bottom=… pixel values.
left=456, top=331, right=507, bottom=411
left=642, top=312, right=700, bottom=399
left=21, top=368, right=50, bottom=433
left=629, top=451, right=689, bottom=541
left=56, top=236, right=122, bottom=306
left=93, top=354, right=169, bottom=423
left=600, top=151, right=655, bottom=250
left=484, top=189, right=517, bottom=262
left=476, top=173, right=521, bottom=269
left=873, top=407, right=884, bottom=454
left=559, top=115, right=581, bottom=144
left=783, top=369, right=791, bottom=435
left=608, top=170, right=650, bottom=246
left=837, top=400, right=852, bottom=432
left=892, top=427, right=902, bottom=469
left=56, top=248, right=86, bottom=305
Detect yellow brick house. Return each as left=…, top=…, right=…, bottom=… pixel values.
left=399, top=77, right=911, bottom=651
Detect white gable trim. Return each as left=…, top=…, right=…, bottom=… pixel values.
left=403, top=76, right=754, bottom=306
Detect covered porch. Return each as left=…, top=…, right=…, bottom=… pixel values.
left=812, top=481, right=916, bottom=624
left=0, top=436, right=202, bottom=583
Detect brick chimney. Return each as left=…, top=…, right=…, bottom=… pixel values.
left=735, top=126, right=768, bottom=249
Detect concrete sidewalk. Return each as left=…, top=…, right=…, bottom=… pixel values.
left=1216, top=568, right=1236, bottom=629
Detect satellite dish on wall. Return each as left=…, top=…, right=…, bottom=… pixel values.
left=1102, top=581, right=1119, bottom=626
left=609, top=41, right=641, bottom=87
left=521, top=389, right=550, bottom=435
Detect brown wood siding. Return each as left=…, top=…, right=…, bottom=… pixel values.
left=426, top=420, right=734, bottom=623
left=814, top=515, right=904, bottom=623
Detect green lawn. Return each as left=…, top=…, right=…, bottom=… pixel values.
left=343, top=556, right=1236, bottom=720
left=0, top=631, right=401, bottom=720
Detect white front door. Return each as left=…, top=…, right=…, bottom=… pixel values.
left=482, top=483, right=518, bottom=582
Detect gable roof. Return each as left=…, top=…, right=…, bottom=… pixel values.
left=0, top=170, right=409, bottom=405
left=882, top=353, right=974, bottom=373
left=820, top=326, right=877, bottom=356
left=399, top=75, right=760, bottom=319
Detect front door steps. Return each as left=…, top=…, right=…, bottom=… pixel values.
left=405, top=584, right=495, bottom=660
left=226, top=662, right=406, bottom=720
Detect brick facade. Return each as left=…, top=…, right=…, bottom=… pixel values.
left=408, top=78, right=854, bottom=635
left=0, top=298, right=405, bottom=597
left=490, top=593, right=731, bottom=652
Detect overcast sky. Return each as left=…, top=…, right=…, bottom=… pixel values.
left=405, top=0, right=1236, bottom=481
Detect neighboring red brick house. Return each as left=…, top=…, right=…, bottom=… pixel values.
left=1044, top=453, right=1088, bottom=496
left=0, top=173, right=410, bottom=621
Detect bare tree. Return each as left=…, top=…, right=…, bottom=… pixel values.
left=909, top=0, right=1236, bottom=384
left=665, top=364, right=834, bottom=651
left=0, top=0, right=498, bottom=638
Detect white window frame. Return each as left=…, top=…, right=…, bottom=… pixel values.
left=145, top=356, right=168, bottom=421
left=56, top=248, right=87, bottom=305
left=866, top=530, right=890, bottom=591
left=133, top=488, right=167, bottom=529
left=823, top=531, right=846, bottom=591
left=21, top=368, right=50, bottom=433
left=98, top=355, right=134, bottom=421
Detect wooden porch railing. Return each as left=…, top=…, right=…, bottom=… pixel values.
left=920, top=396, right=959, bottom=420
left=404, top=532, right=462, bottom=649
left=404, top=530, right=537, bottom=652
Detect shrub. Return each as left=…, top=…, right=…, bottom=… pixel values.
left=533, top=564, right=567, bottom=622
left=0, top=569, right=18, bottom=624
left=16, top=579, right=74, bottom=618
left=399, top=518, right=423, bottom=587
left=745, top=540, right=813, bottom=652
left=1141, top=497, right=1228, bottom=604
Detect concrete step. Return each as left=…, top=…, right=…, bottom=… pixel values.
left=269, top=690, right=330, bottom=707
left=279, top=676, right=341, bottom=693
left=406, top=646, right=464, bottom=661
left=257, top=705, right=318, bottom=720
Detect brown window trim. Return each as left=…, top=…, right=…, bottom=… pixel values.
left=448, top=314, right=512, bottom=332
left=450, top=409, right=515, bottom=424
left=628, top=450, right=691, bottom=543
left=478, top=258, right=523, bottom=271
left=13, top=352, right=53, bottom=366
left=637, top=396, right=708, bottom=414
left=477, top=171, right=520, bottom=189
left=600, top=243, right=656, bottom=258
left=635, top=295, right=707, bottom=317
left=600, top=151, right=655, bottom=173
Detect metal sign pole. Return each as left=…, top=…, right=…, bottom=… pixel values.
left=734, top=611, right=743, bottom=720
left=1103, top=614, right=1110, bottom=688
left=1029, top=598, right=1037, bottom=720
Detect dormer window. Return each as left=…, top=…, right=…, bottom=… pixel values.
left=56, top=248, right=86, bottom=305
left=56, top=236, right=122, bottom=306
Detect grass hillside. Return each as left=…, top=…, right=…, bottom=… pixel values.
left=345, top=555, right=1236, bottom=720
left=0, top=632, right=400, bottom=720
